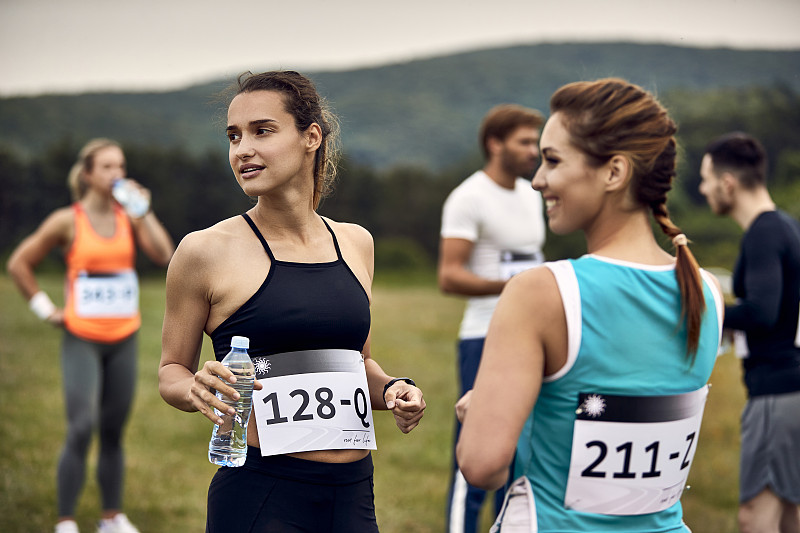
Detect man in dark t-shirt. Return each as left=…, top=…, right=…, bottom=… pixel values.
left=699, top=131, right=800, bottom=532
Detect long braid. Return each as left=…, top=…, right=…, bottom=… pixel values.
left=641, top=140, right=706, bottom=358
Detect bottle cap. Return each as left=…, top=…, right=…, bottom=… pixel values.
left=231, top=336, right=249, bottom=349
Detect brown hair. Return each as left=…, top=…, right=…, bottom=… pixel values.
left=67, top=138, right=122, bottom=202
left=705, top=131, right=767, bottom=189
left=551, top=78, right=705, bottom=357
left=233, top=71, right=340, bottom=209
left=479, top=104, right=544, bottom=159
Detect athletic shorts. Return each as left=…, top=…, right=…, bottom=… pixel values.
left=206, top=446, right=379, bottom=533
left=739, top=390, right=800, bottom=503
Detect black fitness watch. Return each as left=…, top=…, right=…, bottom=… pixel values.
left=383, top=377, right=416, bottom=404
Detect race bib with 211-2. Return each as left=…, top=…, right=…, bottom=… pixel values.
left=564, top=386, right=708, bottom=515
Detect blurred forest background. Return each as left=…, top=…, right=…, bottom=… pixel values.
left=1, top=41, right=799, bottom=273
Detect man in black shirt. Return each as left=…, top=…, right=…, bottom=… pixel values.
left=700, top=132, right=800, bottom=532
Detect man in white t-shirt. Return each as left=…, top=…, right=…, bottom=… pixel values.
left=438, top=104, right=546, bottom=533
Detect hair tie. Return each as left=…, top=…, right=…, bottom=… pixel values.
left=672, top=233, right=688, bottom=247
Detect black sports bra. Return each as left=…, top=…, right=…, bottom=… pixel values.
left=210, top=214, right=371, bottom=359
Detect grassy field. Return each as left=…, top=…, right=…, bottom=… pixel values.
left=0, top=273, right=744, bottom=532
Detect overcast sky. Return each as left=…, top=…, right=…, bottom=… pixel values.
left=1, top=0, right=798, bottom=97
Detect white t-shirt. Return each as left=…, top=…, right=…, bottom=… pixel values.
left=440, top=170, right=546, bottom=338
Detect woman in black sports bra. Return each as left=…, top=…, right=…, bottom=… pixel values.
left=158, top=71, right=426, bottom=532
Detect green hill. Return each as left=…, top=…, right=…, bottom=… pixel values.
left=2, top=41, right=798, bottom=170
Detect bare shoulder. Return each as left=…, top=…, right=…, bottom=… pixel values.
left=505, top=265, right=560, bottom=301
left=47, top=205, right=76, bottom=222
left=42, top=206, right=75, bottom=233
left=28, top=206, right=76, bottom=247
left=323, top=217, right=374, bottom=261
left=323, top=217, right=374, bottom=288
left=499, top=265, right=564, bottom=324
left=170, top=217, right=247, bottom=274
left=498, top=265, right=567, bottom=374
left=324, top=218, right=373, bottom=249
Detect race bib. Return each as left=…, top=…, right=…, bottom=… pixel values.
left=499, top=251, right=543, bottom=280
left=564, top=386, right=708, bottom=515
left=74, top=270, right=139, bottom=318
left=252, top=349, right=376, bottom=456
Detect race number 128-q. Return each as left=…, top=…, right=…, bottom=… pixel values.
left=251, top=349, right=377, bottom=456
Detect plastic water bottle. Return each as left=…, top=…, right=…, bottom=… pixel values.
left=112, top=178, right=150, bottom=218
left=208, top=336, right=255, bottom=467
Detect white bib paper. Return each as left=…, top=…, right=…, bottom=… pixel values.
left=74, top=270, right=139, bottom=318
left=251, top=349, right=376, bottom=456
left=499, top=251, right=543, bottom=280
left=564, top=386, right=708, bottom=515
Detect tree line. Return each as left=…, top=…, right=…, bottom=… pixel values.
left=1, top=85, right=799, bottom=276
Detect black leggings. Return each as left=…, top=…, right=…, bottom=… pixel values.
left=57, top=330, right=137, bottom=517
left=206, top=447, right=379, bottom=532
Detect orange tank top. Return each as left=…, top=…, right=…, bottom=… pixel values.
left=64, top=203, right=140, bottom=342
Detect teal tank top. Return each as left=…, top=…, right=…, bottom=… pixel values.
left=514, top=255, right=722, bottom=532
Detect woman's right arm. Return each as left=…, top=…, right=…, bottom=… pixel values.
left=456, top=266, right=565, bottom=490
left=158, top=233, right=218, bottom=412
left=157, top=231, right=258, bottom=425
left=6, top=208, right=73, bottom=323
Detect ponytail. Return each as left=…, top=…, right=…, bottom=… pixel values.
left=646, top=142, right=706, bottom=359
left=653, top=208, right=706, bottom=358
left=674, top=236, right=705, bottom=359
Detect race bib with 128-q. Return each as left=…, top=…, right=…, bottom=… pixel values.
left=251, top=349, right=376, bottom=456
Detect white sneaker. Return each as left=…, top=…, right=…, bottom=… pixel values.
left=55, top=520, right=80, bottom=533
left=96, top=514, right=140, bottom=533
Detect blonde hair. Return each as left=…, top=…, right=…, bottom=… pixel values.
left=67, top=138, right=122, bottom=201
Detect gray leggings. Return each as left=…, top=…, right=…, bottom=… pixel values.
left=58, top=330, right=137, bottom=517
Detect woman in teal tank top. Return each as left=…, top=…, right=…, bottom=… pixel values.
left=456, top=78, right=724, bottom=532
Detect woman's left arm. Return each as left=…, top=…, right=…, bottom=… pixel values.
left=130, top=211, right=175, bottom=266
left=336, top=218, right=426, bottom=433
left=364, top=333, right=426, bottom=433
left=123, top=179, right=175, bottom=266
